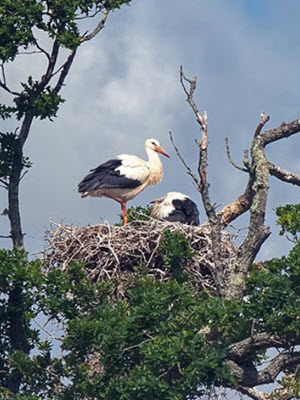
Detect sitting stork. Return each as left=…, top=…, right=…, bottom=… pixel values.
left=78, top=139, right=170, bottom=224
left=150, top=192, right=200, bottom=225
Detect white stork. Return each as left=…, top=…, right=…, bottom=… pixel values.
left=150, top=192, right=200, bottom=225
left=78, top=138, right=170, bottom=224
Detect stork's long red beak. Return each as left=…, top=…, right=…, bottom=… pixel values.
left=155, top=146, right=170, bottom=158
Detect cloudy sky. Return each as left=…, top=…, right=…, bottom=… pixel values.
left=1, top=0, right=300, bottom=260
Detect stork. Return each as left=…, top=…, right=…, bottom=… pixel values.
left=150, top=192, right=200, bottom=225
left=78, top=139, right=170, bottom=224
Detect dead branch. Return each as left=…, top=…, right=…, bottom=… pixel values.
left=261, top=118, right=300, bottom=145
left=0, top=63, right=20, bottom=96
left=80, top=9, right=109, bottom=42
left=169, top=131, right=199, bottom=187
left=178, top=67, right=224, bottom=295
left=225, top=138, right=248, bottom=172
left=269, top=161, right=300, bottom=186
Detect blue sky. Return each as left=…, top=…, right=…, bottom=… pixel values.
left=1, top=0, right=300, bottom=262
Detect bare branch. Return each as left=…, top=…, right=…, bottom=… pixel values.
left=225, top=137, right=248, bottom=172
left=80, top=9, right=109, bottom=42
left=179, top=65, right=206, bottom=130
left=178, top=67, right=225, bottom=296
left=269, top=161, right=300, bottom=186
left=261, top=117, right=300, bottom=146
left=53, top=49, right=77, bottom=93
left=0, top=64, right=20, bottom=96
left=0, top=178, right=9, bottom=188
left=254, top=111, right=270, bottom=137
left=34, top=39, right=51, bottom=61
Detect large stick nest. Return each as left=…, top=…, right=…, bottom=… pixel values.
left=44, top=220, right=236, bottom=298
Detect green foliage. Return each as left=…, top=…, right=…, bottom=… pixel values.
left=0, top=132, right=32, bottom=181
left=1, top=204, right=300, bottom=398
left=0, top=249, right=62, bottom=397
left=276, top=203, right=300, bottom=239
left=116, top=205, right=151, bottom=225
left=13, top=77, right=65, bottom=120
left=159, top=229, right=195, bottom=282
left=0, top=0, right=132, bottom=63
left=245, top=204, right=300, bottom=340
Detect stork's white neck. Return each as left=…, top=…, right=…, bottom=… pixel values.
left=145, top=147, right=163, bottom=185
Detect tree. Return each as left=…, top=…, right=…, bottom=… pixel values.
left=0, top=0, right=131, bottom=249
left=0, top=0, right=131, bottom=395
left=0, top=3, right=300, bottom=399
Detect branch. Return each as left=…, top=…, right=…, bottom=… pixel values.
left=228, top=333, right=300, bottom=362
left=80, top=9, right=109, bottom=42
left=53, top=49, right=77, bottom=93
left=218, top=177, right=253, bottom=227
left=33, top=39, right=51, bottom=61
left=39, top=39, right=60, bottom=89
left=254, top=111, right=270, bottom=137
left=228, top=351, right=300, bottom=387
left=257, top=352, right=300, bottom=385
left=178, top=67, right=224, bottom=296
left=224, top=112, right=271, bottom=299
left=236, top=386, right=269, bottom=400
left=169, top=131, right=200, bottom=187
left=261, top=117, right=300, bottom=146
left=75, top=7, right=103, bottom=20
left=0, top=178, right=9, bottom=188
left=0, top=64, right=20, bottom=96
left=225, top=137, right=248, bottom=172
left=269, top=161, right=300, bottom=186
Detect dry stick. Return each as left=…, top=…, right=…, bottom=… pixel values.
left=177, top=66, right=225, bottom=295
left=268, top=161, right=300, bottom=186
left=169, top=131, right=199, bottom=187
left=225, top=138, right=248, bottom=172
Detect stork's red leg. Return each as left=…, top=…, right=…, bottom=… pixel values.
left=121, top=202, right=128, bottom=224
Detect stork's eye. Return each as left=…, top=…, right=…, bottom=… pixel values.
left=152, top=141, right=156, bottom=146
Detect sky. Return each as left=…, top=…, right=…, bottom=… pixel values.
left=1, top=0, right=300, bottom=263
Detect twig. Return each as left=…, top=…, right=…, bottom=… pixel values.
left=254, top=111, right=270, bottom=137
left=169, top=131, right=199, bottom=187
left=225, top=138, right=248, bottom=172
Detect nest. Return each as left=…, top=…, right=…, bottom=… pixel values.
left=44, top=220, right=236, bottom=299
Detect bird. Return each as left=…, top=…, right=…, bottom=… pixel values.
left=78, top=138, right=170, bottom=224
left=150, top=192, right=200, bottom=225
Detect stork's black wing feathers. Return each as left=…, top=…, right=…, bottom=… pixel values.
left=165, top=198, right=200, bottom=225
left=78, top=158, right=141, bottom=193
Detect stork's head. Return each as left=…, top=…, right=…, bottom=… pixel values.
left=145, top=138, right=170, bottom=158
left=151, top=192, right=188, bottom=205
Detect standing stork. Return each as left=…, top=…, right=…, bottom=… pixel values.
left=150, top=192, right=200, bottom=225
left=78, top=139, right=170, bottom=224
